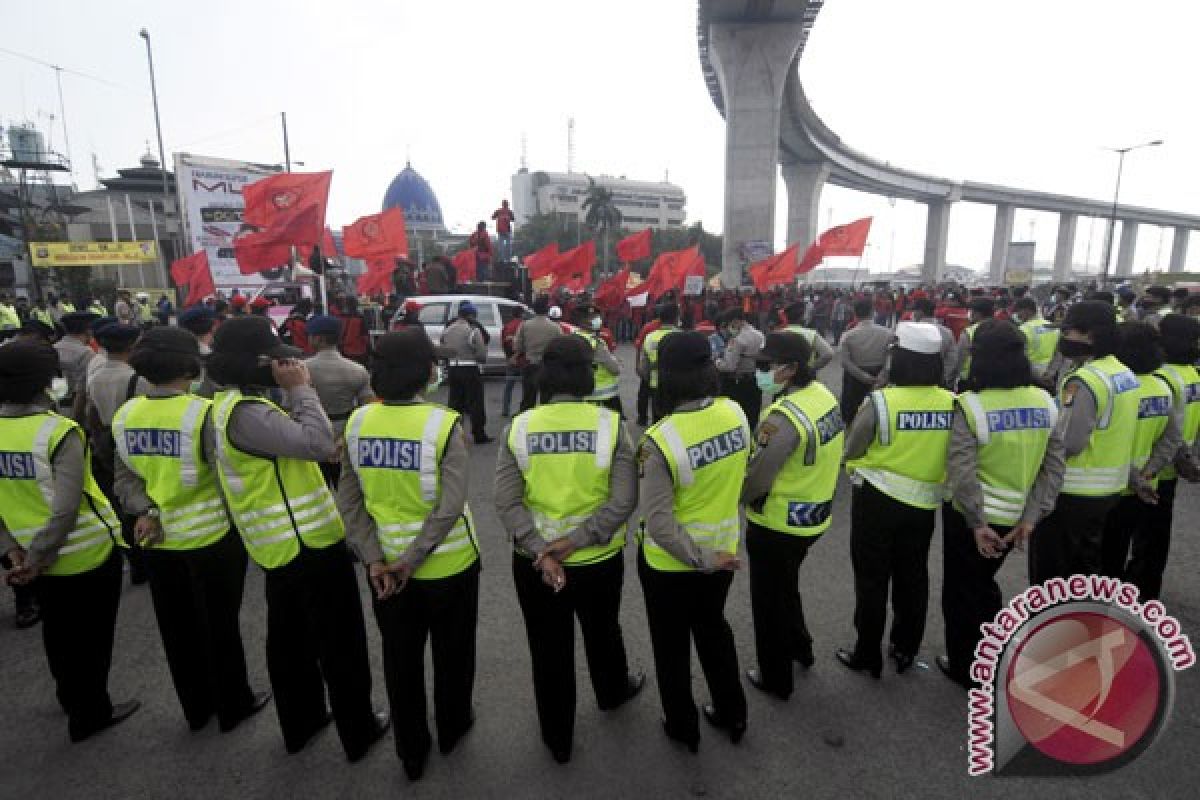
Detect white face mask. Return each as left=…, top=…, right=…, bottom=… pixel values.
left=591, top=316, right=602, bottom=331
left=48, top=377, right=69, bottom=403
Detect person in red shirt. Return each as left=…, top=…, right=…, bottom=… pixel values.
left=468, top=222, right=494, bottom=283
left=333, top=296, right=370, bottom=364
left=492, top=200, right=515, bottom=263
left=633, top=314, right=662, bottom=425
left=278, top=297, right=314, bottom=354
left=935, top=294, right=970, bottom=340
left=500, top=307, right=527, bottom=417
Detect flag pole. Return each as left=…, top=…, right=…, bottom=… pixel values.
left=126, top=193, right=148, bottom=288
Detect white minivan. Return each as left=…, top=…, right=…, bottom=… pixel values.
left=389, top=294, right=531, bottom=374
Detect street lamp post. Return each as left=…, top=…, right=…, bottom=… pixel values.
left=1099, top=139, right=1162, bottom=284
left=139, top=27, right=171, bottom=285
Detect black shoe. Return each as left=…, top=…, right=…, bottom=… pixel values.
left=836, top=648, right=882, bottom=680
left=402, top=748, right=429, bottom=782
left=188, top=713, right=213, bottom=732
left=70, top=700, right=141, bottom=743
left=794, top=642, right=815, bottom=669
left=439, top=713, right=474, bottom=755
left=935, top=656, right=972, bottom=690
left=600, top=671, right=646, bottom=711
left=286, top=711, right=332, bottom=755
left=219, top=690, right=272, bottom=733
left=891, top=651, right=915, bottom=674
left=701, top=704, right=746, bottom=744
left=473, top=435, right=495, bottom=445
left=744, top=667, right=789, bottom=700
left=14, top=604, right=40, bottom=629
left=347, top=710, right=391, bottom=763
left=551, top=745, right=572, bottom=764
left=661, top=720, right=699, bottom=754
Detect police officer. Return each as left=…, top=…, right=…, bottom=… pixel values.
left=938, top=320, right=1064, bottom=688
left=55, top=311, right=100, bottom=422
left=0, top=340, right=140, bottom=742
left=337, top=329, right=480, bottom=781
left=954, top=297, right=995, bottom=389
left=305, top=315, right=375, bottom=487
left=495, top=335, right=643, bottom=764
left=441, top=302, right=491, bottom=444
left=637, top=302, right=681, bottom=424
left=715, top=308, right=765, bottom=431
left=779, top=302, right=835, bottom=371
left=1030, top=301, right=1143, bottom=584
left=1100, top=322, right=1194, bottom=597
left=205, top=316, right=389, bottom=761
left=571, top=305, right=623, bottom=416
left=741, top=332, right=844, bottom=700
left=178, top=307, right=218, bottom=396
left=639, top=331, right=749, bottom=752
left=112, top=327, right=270, bottom=732
left=135, top=292, right=156, bottom=328
left=840, top=322, right=954, bottom=678
left=1012, top=296, right=1061, bottom=386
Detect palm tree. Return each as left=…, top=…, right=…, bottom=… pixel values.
left=582, top=176, right=623, bottom=273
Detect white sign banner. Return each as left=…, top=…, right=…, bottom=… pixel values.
left=174, top=153, right=285, bottom=289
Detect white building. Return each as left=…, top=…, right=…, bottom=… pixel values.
left=511, top=169, right=686, bottom=231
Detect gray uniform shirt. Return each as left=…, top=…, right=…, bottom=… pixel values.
left=86, top=359, right=149, bottom=425
left=54, top=336, right=95, bottom=397
left=515, top=315, right=562, bottom=364
left=717, top=324, right=764, bottom=375
left=306, top=348, right=374, bottom=433
left=494, top=396, right=637, bottom=556
left=337, top=400, right=470, bottom=570
left=0, top=402, right=88, bottom=571
left=202, top=385, right=336, bottom=466
left=442, top=319, right=488, bottom=364
left=639, top=398, right=728, bottom=572
left=838, top=320, right=891, bottom=385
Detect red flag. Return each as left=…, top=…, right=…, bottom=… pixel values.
left=594, top=265, right=631, bottom=310
left=817, top=217, right=872, bottom=257
left=233, top=204, right=321, bottom=274
left=796, top=243, right=824, bottom=275
left=342, top=207, right=408, bottom=259
left=642, top=245, right=704, bottom=298
left=357, top=256, right=396, bottom=296
left=452, top=248, right=477, bottom=283
left=524, top=242, right=560, bottom=281
left=241, top=171, right=332, bottom=247
left=615, top=228, right=652, bottom=263
left=298, top=227, right=341, bottom=265
left=548, top=241, right=596, bottom=292
left=748, top=243, right=802, bottom=291
left=169, top=250, right=215, bottom=306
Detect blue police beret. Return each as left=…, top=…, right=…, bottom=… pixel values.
left=305, top=315, right=341, bottom=336
left=93, top=321, right=141, bottom=345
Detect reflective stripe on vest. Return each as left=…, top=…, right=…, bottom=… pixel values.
left=510, top=402, right=624, bottom=565
left=1122, top=373, right=1173, bottom=493
left=573, top=330, right=619, bottom=401
left=959, top=323, right=979, bottom=379
left=1060, top=356, right=1139, bottom=496
left=112, top=394, right=231, bottom=550
left=0, top=413, right=117, bottom=575
left=1020, top=318, right=1060, bottom=372
left=345, top=403, right=478, bottom=580
left=956, top=387, right=1058, bottom=525
left=745, top=383, right=844, bottom=536
left=641, top=398, right=750, bottom=571
left=846, top=386, right=954, bottom=509
left=1154, top=364, right=1200, bottom=482
left=643, top=327, right=677, bottom=389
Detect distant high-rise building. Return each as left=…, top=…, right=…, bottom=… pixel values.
left=511, top=169, right=686, bottom=231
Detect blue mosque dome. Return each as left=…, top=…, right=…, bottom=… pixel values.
left=382, top=162, right=445, bottom=230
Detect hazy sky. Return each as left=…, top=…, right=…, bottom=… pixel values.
left=3, top=0, right=1198, bottom=273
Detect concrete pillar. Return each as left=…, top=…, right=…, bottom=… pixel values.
left=989, top=204, right=1015, bottom=283
left=781, top=160, right=830, bottom=250
left=922, top=200, right=953, bottom=283
left=708, top=21, right=807, bottom=287
left=1115, top=221, right=1139, bottom=277
left=1053, top=212, right=1077, bottom=281
left=1169, top=227, right=1190, bottom=272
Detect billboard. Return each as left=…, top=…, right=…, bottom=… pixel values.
left=30, top=240, right=158, bottom=267
left=1005, top=241, right=1035, bottom=286
left=174, top=153, right=287, bottom=288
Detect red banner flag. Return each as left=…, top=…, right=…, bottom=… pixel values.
left=796, top=242, right=824, bottom=275
left=524, top=242, right=561, bottom=281
left=615, top=228, right=652, bottom=263
left=452, top=248, right=477, bottom=283
left=549, top=241, right=596, bottom=292
left=169, top=250, right=215, bottom=307
left=817, top=217, right=872, bottom=257
left=594, top=265, right=631, bottom=310
left=342, top=207, right=408, bottom=259
left=233, top=204, right=321, bottom=274
left=642, top=245, right=704, bottom=299
left=357, top=256, right=396, bottom=296
left=241, top=171, right=332, bottom=247
left=748, top=243, right=802, bottom=291
left=298, top=227, right=340, bottom=266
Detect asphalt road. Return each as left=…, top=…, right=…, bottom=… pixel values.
left=2, top=345, right=1198, bottom=799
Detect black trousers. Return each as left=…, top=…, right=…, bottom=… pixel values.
left=940, top=505, right=1011, bottom=682
left=720, top=373, right=762, bottom=432
left=319, top=460, right=340, bottom=490
left=840, top=369, right=878, bottom=425
left=746, top=522, right=818, bottom=697
left=374, top=562, right=479, bottom=761
left=1029, top=493, right=1118, bottom=585
left=447, top=366, right=487, bottom=441
left=1101, top=479, right=1176, bottom=601
left=638, top=550, right=746, bottom=741
left=143, top=531, right=256, bottom=729
left=637, top=378, right=651, bottom=422
left=93, top=454, right=147, bottom=581
left=849, top=482, right=936, bottom=669
left=513, top=553, right=631, bottom=756
left=263, top=541, right=377, bottom=758
left=520, top=364, right=542, bottom=412
left=35, top=548, right=122, bottom=739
